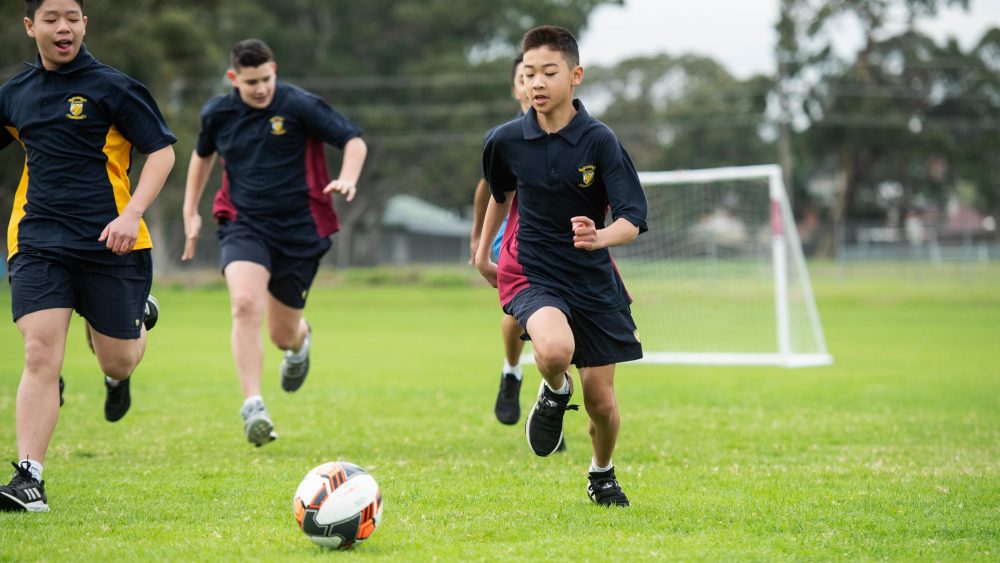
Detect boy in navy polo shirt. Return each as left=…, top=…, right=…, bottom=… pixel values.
left=0, top=0, right=177, bottom=512
left=476, top=26, right=647, bottom=507
left=181, top=39, right=367, bottom=447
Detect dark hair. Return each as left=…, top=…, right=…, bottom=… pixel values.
left=510, top=53, right=524, bottom=83
left=26, top=0, right=84, bottom=19
left=521, top=25, right=579, bottom=68
left=230, top=39, right=274, bottom=70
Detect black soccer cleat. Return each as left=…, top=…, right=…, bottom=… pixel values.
left=104, top=377, right=131, bottom=422
left=494, top=372, right=522, bottom=425
left=555, top=436, right=567, bottom=452
left=144, top=294, right=159, bottom=332
left=58, top=375, right=65, bottom=407
left=588, top=467, right=630, bottom=507
left=0, top=461, right=49, bottom=512
left=524, top=375, right=578, bottom=457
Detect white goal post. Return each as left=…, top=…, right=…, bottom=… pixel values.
left=522, top=164, right=832, bottom=368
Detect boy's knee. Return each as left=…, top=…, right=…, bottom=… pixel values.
left=533, top=341, right=573, bottom=372
left=98, top=351, right=139, bottom=380
left=230, top=292, right=263, bottom=320
left=584, top=394, right=617, bottom=422
left=23, top=337, right=62, bottom=375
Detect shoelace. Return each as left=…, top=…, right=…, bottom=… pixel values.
left=538, top=397, right=580, bottom=417
left=9, top=461, right=34, bottom=487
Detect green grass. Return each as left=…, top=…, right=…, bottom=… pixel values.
left=1, top=264, right=999, bottom=561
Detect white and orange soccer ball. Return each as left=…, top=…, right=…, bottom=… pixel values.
left=292, top=461, right=383, bottom=549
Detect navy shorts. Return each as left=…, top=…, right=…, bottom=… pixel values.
left=218, top=221, right=328, bottom=309
left=9, top=247, right=152, bottom=339
left=504, top=286, right=643, bottom=368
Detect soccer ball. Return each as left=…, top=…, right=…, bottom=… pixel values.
left=292, top=461, right=383, bottom=549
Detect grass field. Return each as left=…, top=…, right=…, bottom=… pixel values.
left=0, top=264, right=998, bottom=561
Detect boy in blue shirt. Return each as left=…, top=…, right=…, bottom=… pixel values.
left=477, top=26, right=647, bottom=506
left=182, top=39, right=367, bottom=447
left=0, top=0, right=176, bottom=512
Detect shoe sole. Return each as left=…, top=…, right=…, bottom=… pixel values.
left=524, top=381, right=564, bottom=457
left=245, top=417, right=277, bottom=447
left=0, top=492, right=49, bottom=512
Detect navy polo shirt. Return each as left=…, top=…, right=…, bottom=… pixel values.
left=0, top=45, right=176, bottom=260
left=196, top=82, right=362, bottom=252
left=483, top=99, right=648, bottom=312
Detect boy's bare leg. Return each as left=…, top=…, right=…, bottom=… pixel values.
left=224, top=261, right=269, bottom=398
left=524, top=306, right=574, bottom=389
left=15, top=309, right=72, bottom=463
left=501, top=314, right=524, bottom=366
left=578, top=364, right=619, bottom=467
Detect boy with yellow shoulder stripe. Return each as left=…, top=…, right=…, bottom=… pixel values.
left=0, top=0, right=176, bottom=512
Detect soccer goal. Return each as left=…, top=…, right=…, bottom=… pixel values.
left=611, top=164, right=832, bottom=368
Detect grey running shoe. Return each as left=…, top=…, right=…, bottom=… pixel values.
left=280, top=326, right=311, bottom=393
left=524, top=374, right=578, bottom=457
left=240, top=398, right=277, bottom=447
left=0, top=461, right=48, bottom=513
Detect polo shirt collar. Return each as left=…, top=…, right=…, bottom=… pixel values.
left=29, top=44, right=95, bottom=74
left=521, top=99, right=589, bottom=145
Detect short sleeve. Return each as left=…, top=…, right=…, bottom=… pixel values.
left=300, top=92, right=361, bottom=149
left=483, top=128, right=516, bottom=203
left=111, top=77, right=177, bottom=154
left=194, top=103, right=217, bottom=157
left=597, top=130, right=648, bottom=233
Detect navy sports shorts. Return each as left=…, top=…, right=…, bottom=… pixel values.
left=8, top=247, right=152, bottom=339
left=218, top=220, right=328, bottom=309
left=504, top=286, right=643, bottom=368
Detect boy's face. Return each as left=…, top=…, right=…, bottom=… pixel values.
left=522, top=46, right=583, bottom=116
left=227, top=62, right=277, bottom=109
left=511, top=61, right=531, bottom=112
left=24, top=0, right=87, bottom=71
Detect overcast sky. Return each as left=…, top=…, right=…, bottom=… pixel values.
left=578, top=0, right=1000, bottom=77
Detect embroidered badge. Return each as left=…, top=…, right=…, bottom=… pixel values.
left=578, top=164, right=596, bottom=188
left=66, top=96, right=87, bottom=120
left=269, top=116, right=287, bottom=135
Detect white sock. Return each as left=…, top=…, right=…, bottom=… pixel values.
left=105, top=376, right=121, bottom=388
left=590, top=458, right=613, bottom=473
left=20, top=458, right=43, bottom=482
left=286, top=330, right=310, bottom=361
left=243, top=395, right=263, bottom=408
left=544, top=373, right=570, bottom=395
left=502, top=360, right=522, bottom=380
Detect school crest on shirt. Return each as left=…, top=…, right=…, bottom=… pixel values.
left=269, top=116, right=287, bottom=136
left=578, top=164, right=597, bottom=188
left=66, top=96, right=88, bottom=120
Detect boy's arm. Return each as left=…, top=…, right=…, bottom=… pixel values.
left=474, top=193, right=513, bottom=288
left=469, top=178, right=491, bottom=264
left=181, top=149, right=218, bottom=261
left=100, top=145, right=176, bottom=255
left=571, top=216, right=639, bottom=251
left=323, top=137, right=367, bottom=202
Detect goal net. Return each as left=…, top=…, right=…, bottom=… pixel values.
left=611, top=164, right=832, bottom=367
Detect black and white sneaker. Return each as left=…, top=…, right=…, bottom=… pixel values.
left=280, top=325, right=311, bottom=392
left=104, top=378, right=131, bottom=422
left=524, top=375, right=578, bottom=456
left=0, top=461, right=49, bottom=512
left=144, top=294, right=159, bottom=331
left=494, top=372, right=522, bottom=425
left=555, top=436, right=567, bottom=452
left=587, top=467, right=630, bottom=507
left=241, top=398, right=277, bottom=447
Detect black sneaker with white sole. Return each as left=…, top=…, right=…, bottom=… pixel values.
left=524, top=375, right=578, bottom=457
left=587, top=467, right=630, bottom=507
left=104, top=377, right=131, bottom=422
left=0, top=461, right=48, bottom=512
left=494, top=372, right=522, bottom=425
left=144, top=294, right=159, bottom=331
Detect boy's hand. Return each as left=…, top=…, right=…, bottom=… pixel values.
left=182, top=213, right=202, bottom=261
left=324, top=179, right=357, bottom=202
left=475, top=254, right=499, bottom=288
left=469, top=236, right=481, bottom=266
left=99, top=212, right=141, bottom=255
left=571, top=216, right=603, bottom=250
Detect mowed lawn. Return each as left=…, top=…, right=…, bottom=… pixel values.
left=0, top=265, right=998, bottom=561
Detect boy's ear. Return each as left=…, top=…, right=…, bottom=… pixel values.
left=226, top=69, right=238, bottom=84
left=571, top=65, right=584, bottom=87
left=24, top=17, right=35, bottom=38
